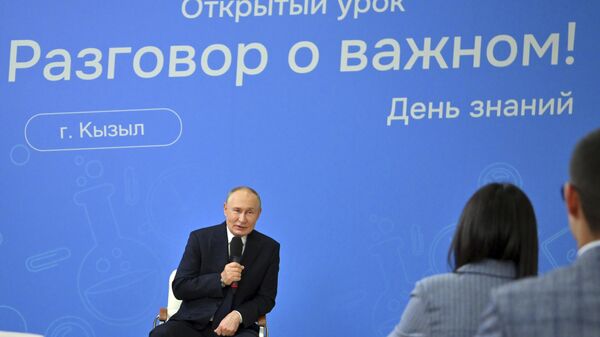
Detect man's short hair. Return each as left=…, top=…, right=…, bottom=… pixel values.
left=225, top=186, right=262, bottom=209
left=570, top=128, right=600, bottom=233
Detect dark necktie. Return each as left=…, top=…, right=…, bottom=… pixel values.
left=213, top=237, right=243, bottom=328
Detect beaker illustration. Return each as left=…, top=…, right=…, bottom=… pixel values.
left=74, top=184, right=159, bottom=325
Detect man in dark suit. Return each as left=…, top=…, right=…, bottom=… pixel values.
left=150, top=186, right=280, bottom=337
left=475, top=128, right=600, bottom=337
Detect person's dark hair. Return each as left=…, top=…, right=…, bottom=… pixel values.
left=570, top=128, right=600, bottom=234
left=448, top=183, right=538, bottom=278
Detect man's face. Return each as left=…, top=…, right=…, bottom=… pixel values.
left=224, top=190, right=261, bottom=237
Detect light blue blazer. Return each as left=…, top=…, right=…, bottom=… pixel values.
left=475, top=246, right=600, bottom=337
left=387, top=259, right=517, bottom=337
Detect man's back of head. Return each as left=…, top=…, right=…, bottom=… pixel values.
left=567, top=128, right=600, bottom=246
left=474, top=128, right=600, bottom=337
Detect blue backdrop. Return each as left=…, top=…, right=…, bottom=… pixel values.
left=1, top=1, right=598, bottom=336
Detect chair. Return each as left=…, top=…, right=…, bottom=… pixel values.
left=154, top=270, right=268, bottom=337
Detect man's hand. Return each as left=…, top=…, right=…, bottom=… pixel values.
left=221, top=262, right=244, bottom=286
left=214, top=311, right=242, bottom=336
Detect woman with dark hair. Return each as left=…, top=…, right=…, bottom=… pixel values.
left=387, top=183, right=538, bottom=337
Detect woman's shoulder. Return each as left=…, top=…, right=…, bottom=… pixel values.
left=415, top=271, right=461, bottom=291
left=415, top=260, right=516, bottom=296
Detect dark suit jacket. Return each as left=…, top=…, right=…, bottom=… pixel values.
left=170, top=222, right=280, bottom=329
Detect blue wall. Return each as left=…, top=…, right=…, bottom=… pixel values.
left=1, top=1, right=598, bottom=336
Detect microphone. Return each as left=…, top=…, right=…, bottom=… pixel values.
left=230, top=236, right=243, bottom=289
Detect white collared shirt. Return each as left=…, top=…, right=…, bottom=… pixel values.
left=577, top=239, right=600, bottom=257
left=226, top=226, right=247, bottom=256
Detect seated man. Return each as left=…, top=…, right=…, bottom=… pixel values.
left=475, top=128, right=600, bottom=337
left=150, top=186, right=280, bottom=337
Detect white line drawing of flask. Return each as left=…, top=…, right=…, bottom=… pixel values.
left=74, top=183, right=160, bottom=325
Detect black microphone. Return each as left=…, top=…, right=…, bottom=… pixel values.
left=230, top=236, right=243, bottom=289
